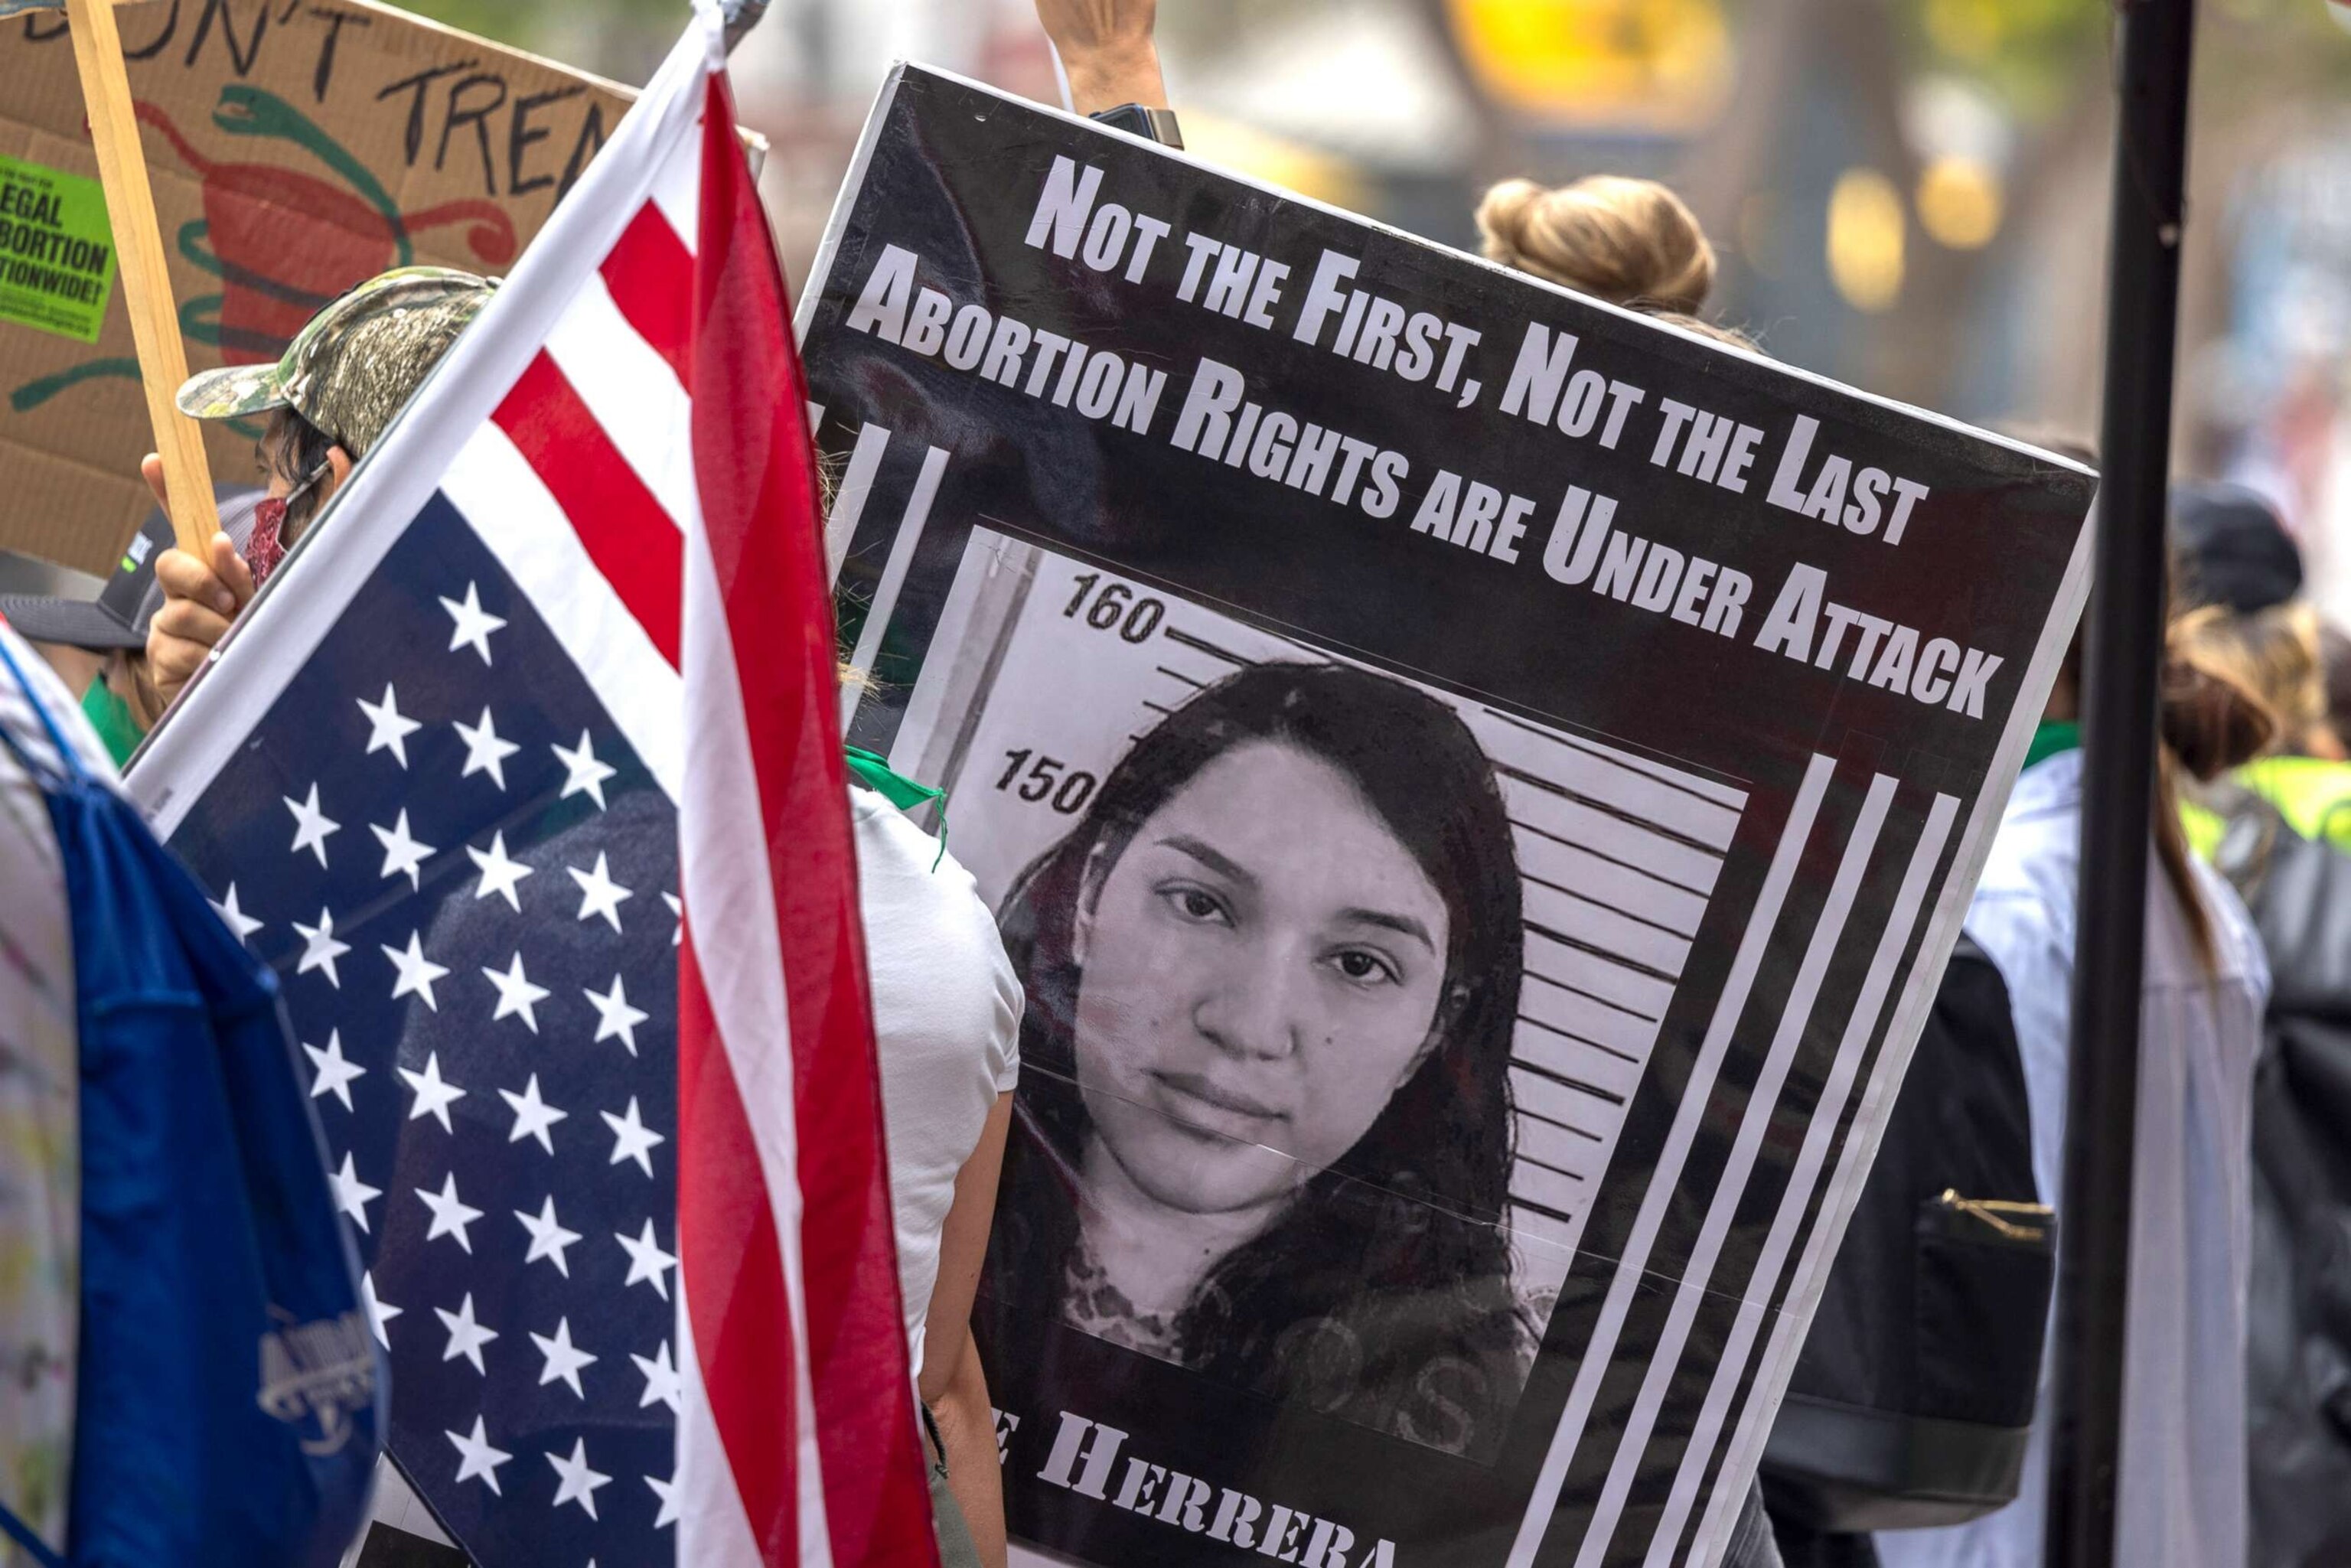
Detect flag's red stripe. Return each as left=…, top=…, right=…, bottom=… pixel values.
left=677, top=931, right=799, bottom=1558
left=490, top=352, right=683, bottom=667
left=690, top=73, right=937, bottom=1566
left=602, top=203, right=694, bottom=390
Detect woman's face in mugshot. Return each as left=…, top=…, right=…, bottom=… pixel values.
left=1071, top=738, right=1454, bottom=1218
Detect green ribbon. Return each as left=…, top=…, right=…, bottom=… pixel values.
left=845, top=745, right=948, bottom=868
left=845, top=745, right=937, bottom=810
left=2023, top=719, right=2081, bottom=774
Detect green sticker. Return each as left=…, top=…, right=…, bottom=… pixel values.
left=0, top=153, right=119, bottom=345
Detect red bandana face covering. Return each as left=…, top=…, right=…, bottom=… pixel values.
left=244, top=495, right=290, bottom=587
left=244, top=461, right=331, bottom=588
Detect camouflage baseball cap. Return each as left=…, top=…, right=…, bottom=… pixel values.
left=174, top=266, right=497, bottom=460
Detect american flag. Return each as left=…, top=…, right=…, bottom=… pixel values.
left=162, top=501, right=685, bottom=1566
left=131, top=7, right=934, bottom=1565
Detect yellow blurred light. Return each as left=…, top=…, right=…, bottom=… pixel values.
left=1446, top=0, right=1734, bottom=131
left=1916, top=156, right=2004, bottom=249
left=1827, top=168, right=1905, bottom=313
left=1922, top=0, right=2004, bottom=62
left=1177, top=112, right=1373, bottom=215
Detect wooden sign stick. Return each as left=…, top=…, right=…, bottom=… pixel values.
left=62, top=0, right=222, bottom=557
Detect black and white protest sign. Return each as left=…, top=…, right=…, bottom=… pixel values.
left=798, top=66, right=2092, bottom=1568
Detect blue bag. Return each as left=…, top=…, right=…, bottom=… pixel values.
left=0, top=637, right=383, bottom=1568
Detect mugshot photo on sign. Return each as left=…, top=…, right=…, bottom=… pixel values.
left=867, top=525, right=1746, bottom=1465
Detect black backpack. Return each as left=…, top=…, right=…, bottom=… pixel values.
left=2204, top=788, right=2351, bottom=1568
left=1761, top=934, right=2055, bottom=1536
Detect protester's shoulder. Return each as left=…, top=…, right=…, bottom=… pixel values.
left=851, top=786, right=1022, bottom=1084
left=849, top=785, right=988, bottom=927
left=1968, top=784, right=2079, bottom=943
left=1959, top=783, right=2082, bottom=1016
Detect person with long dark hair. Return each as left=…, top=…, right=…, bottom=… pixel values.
left=983, top=660, right=1531, bottom=1459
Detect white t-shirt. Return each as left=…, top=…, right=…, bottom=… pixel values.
left=853, top=788, right=1022, bottom=1381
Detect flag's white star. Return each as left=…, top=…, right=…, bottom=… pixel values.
left=601, top=1097, right=665, bottom=1178
left=302, top=1028, right=366, bottom=1110
left=615, top=1218, right=677, bottom=1299
left=370, top=808, right=435, bottom=890
left=515, top=1195, right=583, bottom=1277
left=646, top=1472, right=680, bottom=1528
left=583, top=974, right=648, bottom=1057
left=466, top=830, right=533, bottom=911
left=631, top=1341, right=683, bottom=1413
left=499, top=1073, right=567, bottom=1154
left=434, top=1292, right=499, bottom=1374
left=663, top=891, right=683, bottom=947
left=440, top=581, right=507, bottom=665
left=545, top=1438, right=611, bottom=1520
left=454, top=706, right=520, bottom=791
left=481, top=950, right=551, bottom=1033
left=445, top=1415, right=512, bottom=1494
left=416, top=1172, right=484, bottom=1253
left=330, top=1152, right=380, bottom=1233
left=210, top=882, right=263, bottom=942
left=553, top=729, right=616, bottom=810
left=361, top=1270, right=402, bottom=1348
left=568, top=852, right=633, bottom=933
left=292, top=907, right=351, bottom=989
left=530, top=1317, right=598, bottom=1399
left=383, top=931, right=450, bottom=1010
left=398, top=1050, right=467, bottom=1132
left=283, top=783, right=340, bottom=867
left=357, top=682, right=422, bottom=768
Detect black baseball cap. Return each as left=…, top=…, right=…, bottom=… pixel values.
left=2172, top=481, right=2302, bottom=615
left=0, top=487, right=262, bottom=652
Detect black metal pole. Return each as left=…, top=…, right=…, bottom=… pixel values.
left=2045, top=2, right=2197, bottom=1564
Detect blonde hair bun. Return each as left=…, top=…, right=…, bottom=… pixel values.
left=1477, top=174, right=1717, bottom=315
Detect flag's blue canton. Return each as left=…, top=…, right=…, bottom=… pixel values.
left=167, top=496, right=681, bottom=1568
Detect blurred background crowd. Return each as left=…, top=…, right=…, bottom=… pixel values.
left=412, top=0, right=2351, bottom=615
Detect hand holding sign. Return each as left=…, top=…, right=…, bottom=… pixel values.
left=135, top=451, right=254, bottom=707
left=1035, top=0, right=1169, bottom=112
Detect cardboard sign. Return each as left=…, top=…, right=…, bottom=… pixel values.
left=0, top=0, right=635, bottom=575
left=797, top=67, right=2094, bottom=1568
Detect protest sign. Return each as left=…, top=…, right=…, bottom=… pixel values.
left=0, top=0, right=636, bottom=575
left=0, top=148, right=116, bottom=341
left=797, top=66, right=2094, bottom=1568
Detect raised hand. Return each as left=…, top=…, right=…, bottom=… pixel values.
left=1035, top=0, right=1168, bottom=112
